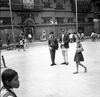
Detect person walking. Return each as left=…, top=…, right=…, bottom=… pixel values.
left=18, top=38, right=25, bottom=51
left=6, top=34, right=11, bottom=50
left=48, top=31, right=58, bottom=66
left=24, top=38, right=28, bottom=49
left=73, top=39, right=87, bottom=74
left=59, top=29, right=70, bottom=65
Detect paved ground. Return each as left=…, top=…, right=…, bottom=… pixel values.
left=1, top=39, right=100, bottom=97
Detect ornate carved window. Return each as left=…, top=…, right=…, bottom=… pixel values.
left=23, top=0, right=34, bottom=9
left=0, top=0, right=9, bottom=7
left=54, top=0, right=65, bottom=9
left=67, top=17, right=74, bottom=23
left=78, top=17, right=85, bottom=23
left=0, top=17, right=12, bottom=25
left=71, top=0, right=91, bottom=13
left=98, top=5, right=100, bottom=11
left=42, top=0, right=52, bottom=8
left=24, top=17, right=35, bottom=26
left=41, top=17, right=52, bottom=24
left=54, top=0, right=66, bottom=3
left=55, top=17, right=65, bottom=24
left=88, top=18, right=93, bottom=23
left=55, top=3, right=64, bottom=9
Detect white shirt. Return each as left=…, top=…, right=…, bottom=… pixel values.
left=28, top=34, right=32, bottom=38
left=62, top=34, right=64, bottom=44
left=1, top=88, right=14, bottom=97
left=69, top=34, right=73, bottom=38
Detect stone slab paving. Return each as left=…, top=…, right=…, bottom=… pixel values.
left=1, top=40, right=100, bottom=97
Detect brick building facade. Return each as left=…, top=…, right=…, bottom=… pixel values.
left=0, top=0, right=99, bottom=44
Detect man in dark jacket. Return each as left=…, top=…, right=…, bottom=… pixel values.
left=48, top=31, right=58, bottom=66
left=59, top=29, right=69, bottom=65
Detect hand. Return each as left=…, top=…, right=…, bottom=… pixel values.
left=49, top=47, right=52, bottom=50
left=61, top=42, right=64, bottom=45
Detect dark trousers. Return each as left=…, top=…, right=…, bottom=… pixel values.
left=50, top=48, right=56, bottom=64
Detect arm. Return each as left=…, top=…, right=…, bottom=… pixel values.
left=48, top=39, right=50, bottom=46
left=55, top=38, right=59, bottom=50
left=64, top=34, right=70, bottom=43
left=55, top=38, right=58, bottom=44
left=59, top=36, right=62, bottom=43
left=76, top=44, right=84, bottom=53
left=48, top=39, right=52, bottom=49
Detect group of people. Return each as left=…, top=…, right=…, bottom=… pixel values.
left=18, top=32, right=27, bottom=52
left=48, top=29, right=69, bottom=66
left=0, top=29, right=88, bottom=97
left=69, top=32, right=84, bottom=43
left=6, top=31, right=32, bottom=51
left=91, top=31, right=100, bottom=42
left=48, top=29, right=87, bottom=74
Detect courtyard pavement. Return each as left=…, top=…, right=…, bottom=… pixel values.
left=1, top=39, right=100, bottom=97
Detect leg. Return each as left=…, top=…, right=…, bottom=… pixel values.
left=7, top=40, right=10, bottom=50
left=7, top=44, right=10, bottom=50
left=23, top=45, right=25, bottom=51
left=79, top=62, right=87, bottom=72
left=65, top=50, right=68, bottom=64
left=61, top=50, right=68, bottom=65
left=73, top=62, right=79, bottom=74
left=50, top=49, right=53, bottom=64
left=62, top=50, right=66, bottom=62
left=18, top=45, right=21, bottom=51
left=52, top=49, right=56, bottom=64
left=50, top=49, right=56, bottom=65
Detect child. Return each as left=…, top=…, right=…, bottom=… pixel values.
left=18, top=39, right=25, bottom=51
left=24, top=38, right=28, bottom=49
left=73, top=39, right=87, bottom=74
left=1, top=69, right=20, bottom=97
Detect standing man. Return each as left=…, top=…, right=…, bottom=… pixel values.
left=59, top=29, right=70, bottom=65
left=48, top=31, right=58, bottom=66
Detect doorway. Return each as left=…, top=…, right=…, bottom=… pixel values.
left=24, top=27, right=34, bottom=40
left=78, top=27, right=84, bottom=34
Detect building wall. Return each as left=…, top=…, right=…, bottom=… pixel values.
left=0, top=0, right=95, bottom=43
left=0, top=11, right=22, bottom=44
left=13, top=13, right=21, bottom=26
